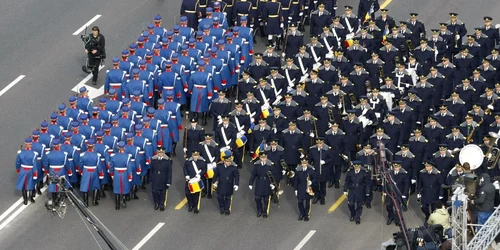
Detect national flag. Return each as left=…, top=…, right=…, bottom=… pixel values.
left=382, top=25, right=389, bottom=44
left=252, top=141, right=266, bottom=161
left=247, top=122, right=255, bottom=134
left=235, top=134, right=247, bottom=148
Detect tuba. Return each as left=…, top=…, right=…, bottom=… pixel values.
left=486, top=132, right=500, bottom=169
left=349, top=93, right=358, bottom=107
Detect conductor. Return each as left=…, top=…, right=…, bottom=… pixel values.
left=150, top=147, right=173, bottom=211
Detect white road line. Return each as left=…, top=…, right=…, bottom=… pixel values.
left=0, top=186, right=48, bottom=231
left=74, top=65, right=105, bottom=88
left=0, top=75, right=25, bottom=97
left=72, top=15, right=102, bottom=35
left=293, top=230, right=317, bottom=250
left=131, top=223, right=165, bottom=250
left=0, top=199, right=23, bottom=224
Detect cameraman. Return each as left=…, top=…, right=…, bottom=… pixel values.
left=84, top=26, right=105, bottom=85
left=472, top=173, right=496, bottom=225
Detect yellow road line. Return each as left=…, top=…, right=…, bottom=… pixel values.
left=380, top=0, right=393, bottom=9
left=175, top=198, right=188, bottom=210
left=328, top=195, right=346, bottom=213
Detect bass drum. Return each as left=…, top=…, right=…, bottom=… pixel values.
left=458, top=144, right=484, bottom=170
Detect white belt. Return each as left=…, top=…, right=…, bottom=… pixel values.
left=171, top=116, right=177, bottom=119
left=163, top=86, right=174, bottom=89
left=161, top=124, right=168, bottom=128
left=21, top=164, right=33, bottom=168
left=194, top=84, right=207, bottom=88
left=110, top=83, right=122, bottom=86
left=84, top=166, right=97, bottom=169
left=114, top=167, right=127, bottom=170
left=139, top=151, right=145, bottom=154
left=51, top=165, right=64, bottom=169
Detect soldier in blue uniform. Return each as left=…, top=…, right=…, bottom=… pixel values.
left=385, top=161, right=410, bottom=226
left=153, top=15, right=167, bottom=38
left=213, top=156, right=240, bottom=215
left=39, top=121, right=55, bottom=149
left=124, top=134, right=142, bottom=200
left=249, top=152, right=275, bottom=218
left=344, top=160, right=370, bottom=224
left=184, top=151, right=207, bottom=213
left=76, top=87, right=93, bottom=114
left=150, top=147, right=172, bottom=211
left=296, top=109, right=317, bottom=149
left=89, top=108, right=105, bottom=131
left=183, top=118, right=205, bottom=158
left=79, top=139, right=104, bottom=206
left=105, top=58, right=126, bottom=99
left=44, top=139, right=70, bottom=206
left=294, top=158, right=316, bottom=221
left=189, top=61, right=214, bottom=121
left=16, top=138, right=39, bottom=205
left=308, top=138, right=331, bottom=205
left=119, top=50, right=134, bottom=76
left=417, top=161, right=443, bottom=220
left=61, top=133, right=80, bottom=187
left=180, top=0, right=199, bottom=28
left=94, top=131, right=111, bottom=198
left=67, top=96, right=83, bottom=121
left=109, top=141, right=132, bottom=210
left=48, top=113, right=63, bottom=139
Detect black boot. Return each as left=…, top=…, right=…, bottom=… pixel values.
left=92, top=190, right=99, bottom=206
left=100, top=185, right=107, bottom=198
left=259, top=27, right=265, bottom=38
left=122, top=195, right=128, bottom=208
left=22, top=190, right=28, bottom=205
left=125, top=194, right=131, bottom=201
left=36, top=182, right=43, bottom=195
left=172, top=143, right=177, bottom=156
left=29, top=191, right=36, bottom=203
left=202, top=112, right=208, bottom=126
left=115, top=195, right=120, bottom=210
left=276, top=37, right=282, bottom=51
left=140, top=176, right=147, bottom=190
left=83, top=192, right=89, bottom=207
left=52, top=192, right=58, bottom=207
left=132, top=186, right=139, bottom=199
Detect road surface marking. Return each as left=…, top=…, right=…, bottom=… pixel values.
left=328, top=195, right=346, bottom=213
left=380, top=0, right=392, bottom=9
left=174, top=198, right=188, bottom=210
left=71, top=65, right=105, bottom=99
left=293, top=230, right=317, bottom=250
left=0, top=199, right=23, bottom=224
left=131, top=222, right=165, bottom=250
left=0, top=75, right=25, bottom=97
left=0, top=186, right=47, bottom=231
left=72, top=15, right=102, bottom=35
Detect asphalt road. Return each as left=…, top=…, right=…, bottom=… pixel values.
left=0, top=0, right=498, bottom=249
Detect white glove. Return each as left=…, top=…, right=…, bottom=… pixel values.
left=251, top=117, right=255, bottom=123
left=183, top=148, right=187, bottom=153
left=295, top=190, right=298, bottom=196
left=439, top=196, right=443, bottom=200
left=402, top=195, right=407, bottom=199
left=299, top=12, right=304, bottom=17
left=281, top=52, right=285, bottom=58
left=234, top=185, right=238, bottom=191
left=333, top=6, right=338, bottom=10
left=234, top=99, right=239, bottom=104
left=195, top=174, right=200, bottom=179
left=313, top=0, right=317, bottom=3
left=280, top=23, right=284, bottom=29
left=338, top=102, right=342, bottom=109
left=365, top=193, right=370, bottom=196
left=237, top=131, right=245, bottom=138
left=240, top=60, right=245, bottom=64
left=343, top=192, right=348, bottom=196
left=307, top=180, right=312, bottom=186
left=208, top=95, right=212, bottom=100
left=217, top=115, right=222, bottom=120
left=309, top=132, right=315, bottom=137
left=391, top=93, right=395, bottom=98
left=416, top=121, right=422, bottom=125
left=275, top=95, right=282, bottom=102
left=411, top=179, right=416, bottom=184
left=282, top=170, right=286, bottom=175
left=488, top=104, right=494, bottom=110
left=455, top=34, right=460, bottom=40
left=367, top=120, right=373, bottom=126
left=213, top=183, right=218, bottom=189
left=300, top=153, right=305, bottom=159
left=287, top=86, right=293, bottom=93
left=493, top=180, right=499, bottom=190
left=320, top=160, right=325, bottom=165
left=270, top=184, right=275, bottom=190
left=184, top=88, right=188, bottom=92
left=273, top=128, right=277, bottom=134
left=417, top=194, right=421, bottom=199
left=185, top=175, right=190, bottom=180
left=198, top=19, right=202, bottom=22
left=250, top=24, right=254, bottom=28
left=217, top=118, right=223, bottom=125
left=375, top=113, right=381, bottom=119
left=249, top=185, right=253, bottom=190
left=196, top=169, right=201, bottom=174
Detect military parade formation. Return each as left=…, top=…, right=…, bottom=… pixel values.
left=15, top=0, right=500, bottom=228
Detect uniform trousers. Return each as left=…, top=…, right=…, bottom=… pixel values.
left=313, top=181, right=327, bottom=199
left=421, top=202, right=436, bottom=221
left=348, top=200, right=364, bottom=219
left=217, top=194, right=233, bottom=212
left=255, top=195, right=271, bottom=214
left=298, top=195, right=312, bottom=217
left=152, top=189, right=167, bottom=208
left=186, top=191, right=201, bottom=211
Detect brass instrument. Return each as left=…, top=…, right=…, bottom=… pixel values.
left=267, top=170, right=281, bottom=206
left=280, top=159, right=295, bottom=179
left=212, top=180, right=218, bottom=191
left=311, top=117, right=319, bottom=145
left=454, top=31, right=459, bottom=49
left=349, top=93, right=358, bottom=107
left=340, top=93, right=347, bottom=116
left=466, top=125, right=476, bottom=144
left=365, top=80, right=372, bottom=92
left=378, top=65, right=384, bottom=80
left=298, top=148, right=307, bottom=159
left=327, top=106, right=335, bottom=123
left=484, top=99, right=495, bottom=115
left=486, top=132, right=500, bottom=169
left=306, top=173, right=315, bottom=196
left=406, top=39, right=414, bottom=52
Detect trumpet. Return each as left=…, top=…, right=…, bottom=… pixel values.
left=306, top=173, right=315, bottom=196
left=340, top=93, right=347, bottom=116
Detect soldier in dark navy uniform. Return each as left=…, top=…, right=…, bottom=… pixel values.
left=446, top=13, right=467, bottom=59
left=310, top=4, right=331, bottom=37
left=308, top=138, right=331, bottom=205
left=423, top=116, right=445, bottom=158
left=279, top=93, right=302, bottom=121
left=250, top=119, right=273, bottom=154
left=283, top=24, right=305, bottom=60
left=417, top=161, right=443, bottom=220
left=181, top=0, right=200, bottom=28
left=394, top=145, right=417, bottom=194
left=199, top=134, right=219, bottom=198
left=324, top=123, right=346, bottom=186
left=384, top=161, right=409, bottom=226
left=294, top=158, right=317, bottom=221
left=381, top=111, right=403, bottom=155
left=249, top=152, right=275, bottom=218
left=342, top=110, right=363, bottom=159
left=183, top=118, right=205, bottom=158
left=296, top=109, right=317, bottom=149
left=150, top=147, right=173, bottom=211
left=281, top=121, right=305, bottom=169
left=344, top=160, right=370, bottom=224
left=213, top=156, right=240, bottom=215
